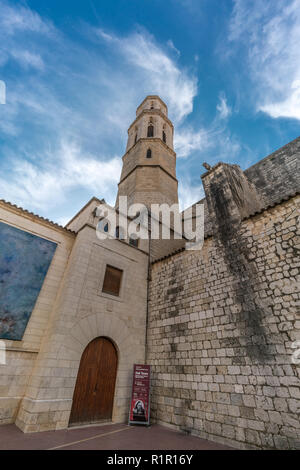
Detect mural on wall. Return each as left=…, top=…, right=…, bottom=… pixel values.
left=0, top=222, right=57, bottom=340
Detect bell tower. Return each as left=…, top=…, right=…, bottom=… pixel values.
left=115, top=95, right=178, bottom=209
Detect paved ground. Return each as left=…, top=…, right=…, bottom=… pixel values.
left=0, top=423, right=234, bottom=450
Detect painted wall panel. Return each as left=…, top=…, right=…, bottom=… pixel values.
left=0, top=222, right=57, bottom=340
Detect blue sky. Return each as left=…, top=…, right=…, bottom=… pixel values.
left=0, top=0, right=299, bottom=225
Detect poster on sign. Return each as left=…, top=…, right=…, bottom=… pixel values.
left=129, top=364, right=151, bottom=426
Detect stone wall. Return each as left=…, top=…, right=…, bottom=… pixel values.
left=120, top=139, right=176, bottom=184
left=182, top=136, right=300, bottom=239
left=245, top=136, right=300, bottom=205
left=117, top=165, right=178, bottom=208
left=16, top=222, right=149, bottom=432
left=117, top=94, right=178, bottom=210
left=147, top=195, right=300, bottom=449
left=0, top=201, right=75, bottom=425
left=0, top=199, right=149, bottom=432
left=127, top=113, right=173, bottom=151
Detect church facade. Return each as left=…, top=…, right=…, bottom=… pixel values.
left=0, top=96, right=299, bottom=449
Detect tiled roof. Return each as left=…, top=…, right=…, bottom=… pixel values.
left=0, top=199, right=76, bottom=234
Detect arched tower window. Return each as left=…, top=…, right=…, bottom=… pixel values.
left=115, top=226, right=125, bottom=240
left=146, top=148, right=152, bottom=158
left=129, top=235, right=139, bottom=248
left=147, top=124, right=154, bottom=137
left=162, top=130, right=166, bottom=143
left=134, top=126, right=138, bottom=145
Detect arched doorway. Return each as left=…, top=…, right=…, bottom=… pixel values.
left=69, top=337, right=118, bottom=426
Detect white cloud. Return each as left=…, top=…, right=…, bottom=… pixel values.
left=97, top=28, right=114, bottom=42
left=215, top=133, right=241, bottom=161
left=0, top=1, right=54, bottom=70
left=178, top=178, right=204, bottom=211
left=93, top=26, right=240, bottom=170
left=216, top=93, right=231, bottom=119
left=0, top=141, right=122, bottom=214
left=97, top=29, right=197, bottom=123
left=229, top=0, right=300, bottom=121
left=174, top=127, right=210, bottom=158
left=174, top=102, right=238, bottom=162
left=10, top=49, right=44, bottom=70
left=0, top=0, right=53, bottom=36
left=167, top=39, right=180, bottom=56
left=0, top=4, right=196, bottom=220
left=2, top=2, right=247, bottom=220
left=260, top=79, right=300, bottom=120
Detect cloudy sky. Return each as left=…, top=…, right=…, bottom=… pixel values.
left=0, top=0, right=299, bottom=225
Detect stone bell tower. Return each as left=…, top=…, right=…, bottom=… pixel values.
left=115, top=95, right=178, bottom=209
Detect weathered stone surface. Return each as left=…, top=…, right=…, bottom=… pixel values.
left=0, top=96, right=299, bottom=450
left=148, top=193, right=300, bottom=450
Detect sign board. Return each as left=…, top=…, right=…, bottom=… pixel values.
left=129, top=364, right=151, bottom=426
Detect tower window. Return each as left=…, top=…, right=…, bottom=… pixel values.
left=162, top=131, right=166, bottom=143
left=102, top=265, right=123, bottom=297
left=115, top=226, right=125, bottom=239
left=147, top=124, right=154, bottom=137
left=146, top=148, right=152, bottom=158
left=134, top=134, right=137, bottom=144
left=129, top=235, right=139, bottom=248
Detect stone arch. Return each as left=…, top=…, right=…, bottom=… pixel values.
left=162, top=123, right=168, bottom=143
left=69, top=336, right=118, bottom=425
left=147, top=123, right=154, bottom=137
left=58, top=312, right=134, bottom=423
left=60, top=311, right=132, bottom=364
left=134, top=126, right=138, bottom=145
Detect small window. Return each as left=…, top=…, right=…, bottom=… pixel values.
left=147, top=125, right=154, bottom=137
left=134, top=134, right=137, bottom=144
left=98, top=222, right=109, bottom=233
left=162, top=131, right=166, bottom=143
left=102, top=265, right=123, bottom=297
left=146, top=148, right=152, bottom=158
left=129, top=235, right=139, bottom=248
left=115, top=226, right=125, bottom=239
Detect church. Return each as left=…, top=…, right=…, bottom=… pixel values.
left=0, top=95, right=299, bottom=450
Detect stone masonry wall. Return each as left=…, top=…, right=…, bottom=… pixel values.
left=15, top=225, right=148, bottom=432
left=245, top=136, right=300, bottom=206
left=147, top=195, right=300, bottom=449
left=0, top=201, right=75, bottom=425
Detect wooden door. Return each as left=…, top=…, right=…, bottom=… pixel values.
left=69, top=337, right=118, bottom=426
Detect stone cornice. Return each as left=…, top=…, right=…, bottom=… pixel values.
left=123, top=138, right=176, bottom=159
left=76, top=222, right=149, bottom=256
left=136, top=95, right=168, bottom=115
left=128, top=109, right=174, bottom=133
left=118, top=164, right=178, bottom=186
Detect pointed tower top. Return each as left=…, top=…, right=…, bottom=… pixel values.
left=136, top=95, right=168, bottom=117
